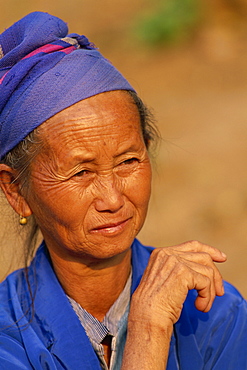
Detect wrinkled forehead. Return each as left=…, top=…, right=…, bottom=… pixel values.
left=38, top=91, right=142, bottom=146
left=33, top=91, right=144, bottom=164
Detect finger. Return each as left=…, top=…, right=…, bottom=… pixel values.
left=179, top=259, right=217, bottom=302
left=193, top=276, right=215, bottom=312
left=170, top=263, right=215, bottom=313
left=169, top=252, right=225, bottom=296
left=146, top=253, right=217, bottom=306
left=150, top=247, right=225, bottom=296
left=164, top=241, right=227, bottom=262
left=147, top=248, right=223, bottom=297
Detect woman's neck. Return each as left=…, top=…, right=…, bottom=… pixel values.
left=48, top=248, right=132, bottom=321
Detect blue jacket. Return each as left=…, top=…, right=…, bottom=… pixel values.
left=0, top=239, right=246, bottom=369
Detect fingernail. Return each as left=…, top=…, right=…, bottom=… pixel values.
left=221, top=252, right=227, bottom=259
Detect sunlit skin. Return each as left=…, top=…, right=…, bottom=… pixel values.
left=18, top=90, right=151, bottom=323
left=25, top=90, right=151, bottom=263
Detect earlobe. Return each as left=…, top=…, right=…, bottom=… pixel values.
left=0, top=164, right=32, bottom=217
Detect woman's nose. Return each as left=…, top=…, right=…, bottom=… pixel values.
left=94, top=174, right=124, bottom=213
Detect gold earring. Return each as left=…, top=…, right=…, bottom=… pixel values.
left=19, top=215, right=27, bottom=225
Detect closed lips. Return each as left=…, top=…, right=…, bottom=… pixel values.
left=91, top=218, right=131, bottom=231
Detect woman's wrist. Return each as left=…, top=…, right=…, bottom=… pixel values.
left=121, top=313, right=173, bottom=369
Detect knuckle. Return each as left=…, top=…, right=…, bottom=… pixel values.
left=207, top=266, right=215, bottom=279
left=151, top=247, right=168, bottom=260
left=200, top=252, right=213, bottom=264
left=200, top=273, right=212, bottom=289
left=186, top=240, right=202, bottom=250
left=173, top=261, right=188, bottom=275
left=168, top=254, right=179, bottom=262
left=199, top=264, right=215, bottom=281
left=162, top=246, right=172, bottom=255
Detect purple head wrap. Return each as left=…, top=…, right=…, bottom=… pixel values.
left=0, top=12, right=135, bottom=159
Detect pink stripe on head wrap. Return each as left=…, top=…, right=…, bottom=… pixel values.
left=0, top=12, right=135, bottom=159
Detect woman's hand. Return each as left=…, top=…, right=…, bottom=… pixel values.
left=122, top=241, right=227, bottom=369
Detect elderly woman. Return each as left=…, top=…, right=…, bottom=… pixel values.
left=0, top=12, right=246, bottom=370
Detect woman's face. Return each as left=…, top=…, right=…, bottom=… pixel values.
left=26, top=91, right=152, bottom=262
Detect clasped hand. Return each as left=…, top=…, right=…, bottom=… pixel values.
left=130, top=240, right=227, bottom=327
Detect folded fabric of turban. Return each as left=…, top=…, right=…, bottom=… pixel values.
left=0, top=12, right=135, bottom=159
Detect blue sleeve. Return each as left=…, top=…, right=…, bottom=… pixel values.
left=0, top=334, right=34, bottom=369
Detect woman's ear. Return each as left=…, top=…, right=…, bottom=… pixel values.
left=0, top=164, right=32, bottom=217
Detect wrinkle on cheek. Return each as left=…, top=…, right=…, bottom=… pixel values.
left=32, top=149, right=70, bottom=180
left=31, top=158, right=69, bottom=189
left=30, top=174, right=79, bottom=212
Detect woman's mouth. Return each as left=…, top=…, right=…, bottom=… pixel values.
left=90, top=218, right=131, bottom=236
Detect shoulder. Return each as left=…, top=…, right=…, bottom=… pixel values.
left=0, top=268, right=29, bottom=362
left=0, top=243, right=47, bottom=329
left=0, top=268, right=26, bottom=324
left=184, top=280, right=246, bottom=321
left=178, top=280, right=246, bottom=334
left=175, top=281, right=247, bottom=368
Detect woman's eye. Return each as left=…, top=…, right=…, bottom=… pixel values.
left=122, top=158, right=139, bottom=165
left=74, top=170, right=88, bottom=177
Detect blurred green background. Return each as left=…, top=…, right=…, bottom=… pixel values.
left=1, top=0, right=247, bottom=297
